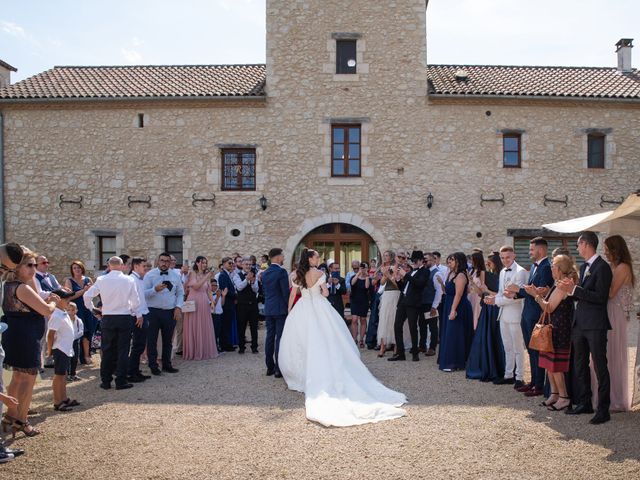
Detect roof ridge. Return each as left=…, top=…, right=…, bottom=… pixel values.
left=426, top=64, right=628, bottom=71
left=52, top=63, right=267, bottom=69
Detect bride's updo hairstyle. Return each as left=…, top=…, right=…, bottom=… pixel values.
left=295, top=248, right=318, bottom=288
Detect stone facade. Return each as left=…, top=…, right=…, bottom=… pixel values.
left=1, top=0, right=639, bottom=293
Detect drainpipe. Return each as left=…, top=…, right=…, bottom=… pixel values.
left=0, top=111, right=4, bottom=243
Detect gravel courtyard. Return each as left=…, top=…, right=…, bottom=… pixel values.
left=3, top=323, right=640, bottom=480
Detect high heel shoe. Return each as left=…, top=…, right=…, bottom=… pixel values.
left=3, top=415, right=40, bottom=438
left=540, top=392, right=559, bottom=407
left=548, top=396, right=571, bottom=412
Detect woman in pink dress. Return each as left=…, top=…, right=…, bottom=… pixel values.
left=603, top=235, right=635, bottom=412
left=183, top=256, right=218, bottom=361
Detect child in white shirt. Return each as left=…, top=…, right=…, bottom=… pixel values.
left=66, top=302, right=84, bottom=382
left=47, top=290, right=81, bottom=412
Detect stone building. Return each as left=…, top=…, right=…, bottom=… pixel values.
left=0, top=0, right=638, bottom=279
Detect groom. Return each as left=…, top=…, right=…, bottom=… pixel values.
left=262, top=248, right=290, bottom=378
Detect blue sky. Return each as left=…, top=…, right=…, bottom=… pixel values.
left=2, top=0, right=638, bottom=82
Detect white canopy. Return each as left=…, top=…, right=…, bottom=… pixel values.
left=543, top=192, right=640, bottom=235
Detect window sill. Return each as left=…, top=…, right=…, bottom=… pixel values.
left=327, top=177, right=364, bottom=186
left=332, top=74, right=361, bottom=82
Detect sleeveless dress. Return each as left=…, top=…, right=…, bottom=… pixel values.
left=438, top=275, right=474, bottom=371
left=183, top=275, right=218, bottom=361
left=69, top=276, right=97, bottom=345
left=467, top=272, right=483, bottom=330
left=538, top=288, right=573, bottom=373
left=466, top=271, right=505, bottom=381
left=377, top=278, right=400, bottom=346
left=592, top=284, right=633, bottom=411
left=1, top=281, right=46, bottom=374
left=349, top=278, right=369, bottom=317
left=278, top=273, right=407, bottom=427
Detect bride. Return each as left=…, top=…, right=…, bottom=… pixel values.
left=278, top=248, right=407, bottom=427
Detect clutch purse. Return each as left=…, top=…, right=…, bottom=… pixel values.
left=181, top=300, right=196, bottom=313
left=529, top=308, right=554, bottom=353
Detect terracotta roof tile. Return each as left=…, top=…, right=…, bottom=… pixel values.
left=427, top=64, right=640, bottom=99
left=2, top=63, right=639, bottom=101
left=0, top=64, right=266, bottom=100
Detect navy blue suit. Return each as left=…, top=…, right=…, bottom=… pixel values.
left=516, top=257, right=554, bottom=388
left=218, top=269, right=237, bottom=350
left=261, top=264, right=290, bottom=373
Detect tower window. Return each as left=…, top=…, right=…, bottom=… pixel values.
left=336, top=40, right=357, bottom=74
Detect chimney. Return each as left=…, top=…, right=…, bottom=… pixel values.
left=615, top=38, right=633, bottom=73
left=0, top=60, right=17, bottom=88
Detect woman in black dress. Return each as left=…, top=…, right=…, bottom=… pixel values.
left=1, top=248, right=56, bottom=437
left=349, top=262, right=371, bottom=347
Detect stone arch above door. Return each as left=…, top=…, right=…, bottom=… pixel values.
left=284, top=213, right=389, bottom=263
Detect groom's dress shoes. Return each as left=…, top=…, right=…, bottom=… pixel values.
left=274, top=371, right=283, bottom=378
left=565, top=404, right=594, bottom=415
left=266, top=369, right=275, bottom=376
left=411, top=352, right=420, bottom=362
left=387, top=355, right=406, bottom=362
left=589, top=411, right=611, bottom=425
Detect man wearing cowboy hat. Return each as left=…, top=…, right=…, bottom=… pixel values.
left=388, top=250, right=430, bottom=362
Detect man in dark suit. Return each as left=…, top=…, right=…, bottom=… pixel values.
left=388, top=251, right=430, bottom=362
left=35, top=255, right=61, bottom=293
left=327, top=262, right=346, bottom=319
left=217, top=257, right=238, bottom=352
left=558, top=231, right=613, bottom=424
left=508, top=237, right=554, bottom=397
left=261, top=248, right=290, bottom=378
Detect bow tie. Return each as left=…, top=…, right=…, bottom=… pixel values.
left=160, top=271, right=169, bottom=276
left=505, top=268, right=512, bottom=272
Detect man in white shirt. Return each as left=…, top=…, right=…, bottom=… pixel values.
left=84, top=256, right=142, bottom=390
left=485, top=246, right=528, bottom=388
left=127, top=257, right=151, bottom=383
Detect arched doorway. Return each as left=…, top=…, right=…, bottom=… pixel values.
left=293, top=223, right=379, bottom=274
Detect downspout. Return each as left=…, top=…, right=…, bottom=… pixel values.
left=0, top=111, right=4, bottom=243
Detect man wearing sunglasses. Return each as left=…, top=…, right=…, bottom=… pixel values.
left=35, top=255, right=61, bottom=293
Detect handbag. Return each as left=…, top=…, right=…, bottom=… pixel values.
left=181, top=300, right=196, bottom=313
left=529, top=306, right=554, bottom=353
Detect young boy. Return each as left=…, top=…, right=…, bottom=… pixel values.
left=47, top=289, right=81, bottom=412
left=66, top=302, right=84, bottom=382
left=210, top=279, right=225, bottom=352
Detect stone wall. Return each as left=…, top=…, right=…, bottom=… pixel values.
left=1, top=0, right=639, bottom=302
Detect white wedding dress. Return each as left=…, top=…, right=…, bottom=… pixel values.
left=278, top=273, right=407, bottom=427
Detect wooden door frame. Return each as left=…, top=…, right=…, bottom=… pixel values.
left=294, top=224, right=373, bottom=269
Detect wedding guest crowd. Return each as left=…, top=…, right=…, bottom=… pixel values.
left=0, top=231, right=637, bottom=462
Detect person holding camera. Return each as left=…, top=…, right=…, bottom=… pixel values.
left=349, top=262, right=371, bottom=347
left=327, top=262, right=346, bottom=320
left=182, top=256, right=218, bottom=360
left=142, top=252, right=184, bottom=375
left=234, top=257, right=260, bottom=354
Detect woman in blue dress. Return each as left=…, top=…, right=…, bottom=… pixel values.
left=466, top=252, right=505, bottom=381
left=63, top=261, right=96, bottom=365
left=439, top=252, right=474, bottom=372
